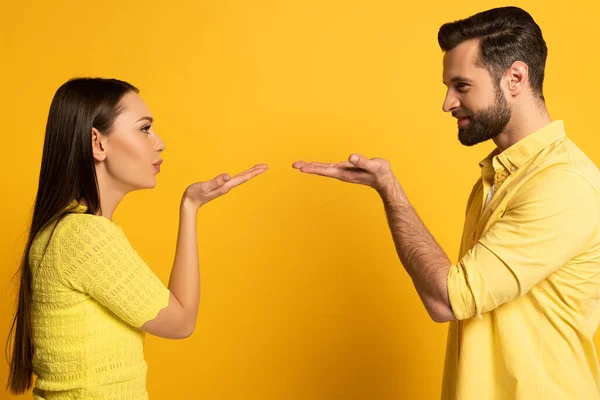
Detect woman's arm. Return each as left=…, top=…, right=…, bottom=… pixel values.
left=141, top=164, right=267, bottom=338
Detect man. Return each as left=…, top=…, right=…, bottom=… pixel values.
left=293, top=6, right=600, bottom=399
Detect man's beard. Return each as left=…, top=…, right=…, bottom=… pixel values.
left=457, top=86, right=511, bottom=147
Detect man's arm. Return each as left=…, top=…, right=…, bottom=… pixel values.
left=379, top=179, right=454, bottom=322
left=294, top=154, right=600, bottom=323
left=293, top=154, right=455, bottom=322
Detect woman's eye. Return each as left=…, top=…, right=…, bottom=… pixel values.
left=141, top=125, right=151, bottom=133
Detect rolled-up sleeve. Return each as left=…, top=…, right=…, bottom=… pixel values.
left=448, top=167, right=600, bottom=320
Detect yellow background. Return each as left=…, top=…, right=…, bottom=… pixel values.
left=1, top=0, right=599, bottom=398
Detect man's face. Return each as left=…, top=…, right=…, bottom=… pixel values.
left=442, top=39, right=511, bottom=146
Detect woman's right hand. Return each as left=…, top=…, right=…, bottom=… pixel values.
left=182, top=164, right=269, bottom=210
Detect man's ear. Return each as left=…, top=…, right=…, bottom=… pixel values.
left=506, top=61, right=529, bottom=97
left=92, top=127, right=107, bottom=162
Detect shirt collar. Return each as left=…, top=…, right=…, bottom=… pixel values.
left=479, top=120, right=567, bottom=174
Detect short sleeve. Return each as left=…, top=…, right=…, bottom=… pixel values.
left=55, top=214, right=171, bottom=328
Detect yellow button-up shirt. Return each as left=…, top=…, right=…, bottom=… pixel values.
left=444, top=121, right=600, bottom=399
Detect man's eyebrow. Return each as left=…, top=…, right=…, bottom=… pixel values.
left=443, top=76, right=474, bottom=85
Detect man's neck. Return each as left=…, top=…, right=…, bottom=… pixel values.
left=493, top=101, right=552, bottom=152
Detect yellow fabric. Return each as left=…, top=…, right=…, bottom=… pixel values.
left=443, top=121, right=600, bottom=399
left=29, top=202, right=171, bottom=399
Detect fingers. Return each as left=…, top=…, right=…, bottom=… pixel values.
left=292, top=161, right=307, bottom=169
left=293, top=161, right=343, bottom=169
left=348, top=154, right=391, bottom=175
left=203, top=164, right=267, bottom=192
left=296, top=163, right=340, bottom=177
left=228, top=164, right=268, bottom=187
left=348, top=153, right=372, bottom=170
left=203, top=173, right=232, bottom=192
left=292, top=155, right=392, bottom=187
left=198, top=155, right=388, bottom=198
left=211, top=164, right=268, bottom=195
left=292, top=157, right=364, bottom=182
left=334, top=161, right=355, bottom=170
left=293, top=160, right=355, bottom=171
left=295, top=163, right=366, bottom=183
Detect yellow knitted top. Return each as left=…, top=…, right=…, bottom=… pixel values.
left=29, top=201, right=171, bottom=399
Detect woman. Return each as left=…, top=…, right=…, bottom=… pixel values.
left=6, top=77, right=268, bottom=399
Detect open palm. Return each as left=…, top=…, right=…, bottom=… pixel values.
left=292, top=154, right=396, bottom=194
left=185, top=164, right=268, bottom=208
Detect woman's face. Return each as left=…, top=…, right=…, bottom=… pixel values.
left=95, top=92, right=165, bottom=192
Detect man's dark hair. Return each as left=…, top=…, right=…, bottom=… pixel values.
left=438, top=6, right=547, bottom=100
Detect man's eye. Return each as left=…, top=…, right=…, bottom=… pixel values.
left=455, top=83, right=469, bottom=92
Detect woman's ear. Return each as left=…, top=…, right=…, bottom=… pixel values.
left=91, top=128, right=107, bottom=162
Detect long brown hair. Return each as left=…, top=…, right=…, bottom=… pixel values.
left=6, top=77, right=138, bottom=393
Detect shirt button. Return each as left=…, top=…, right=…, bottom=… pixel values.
left=510, top=166, right=516, bottom=172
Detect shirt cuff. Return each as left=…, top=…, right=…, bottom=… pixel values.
left=448, top=257, right=482, bottom=320
left=132, top=286, right=171, bottom=328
